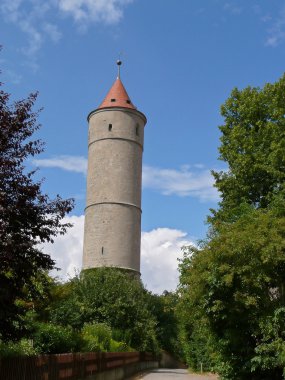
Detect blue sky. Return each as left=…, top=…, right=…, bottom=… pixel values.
left=1, top=0, right=285, bottom=293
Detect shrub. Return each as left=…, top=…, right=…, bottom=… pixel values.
left=49, top=268, right=160, bottom=352
left=32, top=322, right=78, bottom=354
left=81, top=323, right=112, bottom=352
left=0, top=339, right=37, bottom=357
left=109, top=339, right=133, bottom=352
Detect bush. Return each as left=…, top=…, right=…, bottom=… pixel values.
left=109, top=339, right=133, bottom=352
left=33, top=323, right=79, bottom=354
left=49, top=268, right=160, bottom=353
left=0, top=339, right=37, bottom=357
left=81, top=323, right=112, bottom=352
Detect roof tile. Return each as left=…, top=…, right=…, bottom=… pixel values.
left=98, top=78, right=136, bottom=110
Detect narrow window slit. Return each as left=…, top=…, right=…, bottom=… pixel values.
left=108, top=124, right=112, bottom=131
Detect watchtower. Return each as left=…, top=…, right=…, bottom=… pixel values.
left=82, top=62, right=147, bottom=276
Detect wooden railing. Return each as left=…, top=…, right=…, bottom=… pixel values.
left=0, top=352, right=157, bottom=380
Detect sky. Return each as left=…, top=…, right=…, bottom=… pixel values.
left=1, top=0, right=285, bottom=293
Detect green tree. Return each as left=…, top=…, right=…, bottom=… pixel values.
left=0, top=78, right=74, bottom=340
left=252, top=307, right=285, bottom=378
left=211, top=73, right=285, bottom=224
left=147, top=291, right=181, bottom=357
left=48, top=268, right=159, bottom=353
left=32, top=322, right=79, bottom=354
left=178, top=74, right=285, bottom=379
left=179, top=209, right=285, bottom=379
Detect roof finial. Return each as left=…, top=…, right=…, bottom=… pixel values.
left=117, top=59, right=122, bottom=79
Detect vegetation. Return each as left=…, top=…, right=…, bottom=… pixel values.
left=0, top=74, right=74, bottom=340
left=0, top=61, right=181, bottom=359
left=210, top=74, right=285, bottom=224
left=147, top=291, right=181, bottom=357
left=178, top=74, right=285, bottom=379
left=4, top=57, right=285, bottom=380
left=0, top=338, right=37, bottom=357
left=47, top=268, right=160, bottom=353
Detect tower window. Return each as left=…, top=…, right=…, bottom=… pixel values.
left=101, top=247, right=104, bottom=255
left=136, top=125, right=139, bottom=136
left=108, top=124, right=112, bottom=131
left=110, top=98, right=116, bottom=102
left=126, top=100, right=131, bottom=104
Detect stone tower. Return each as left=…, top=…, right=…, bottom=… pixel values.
left=82, top=62, right=147, bottom=276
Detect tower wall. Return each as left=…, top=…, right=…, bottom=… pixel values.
left=82, top=107, right=146, bottom=274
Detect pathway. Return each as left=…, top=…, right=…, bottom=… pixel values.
left=129, top=368, right=218, bottom=379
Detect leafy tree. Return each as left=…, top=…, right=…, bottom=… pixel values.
left=178, top=74, right=285, bottom=379
left=252, top=307, right=285, bottom=378
left=179, top=208, right=285, bottom=379
left=211, top=73, right=285, bottom=224
left=0, top=78, right=74, bottom=340
left=176, top=267, right=216, bottom=373
left=147, top=291, right=181, bottom=357
left=32, top=322, right=79, bottom=354
left=48, top=268, right=159, bottom=353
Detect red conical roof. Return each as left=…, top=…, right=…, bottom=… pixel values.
left=98, top=77, right=136, bottom=110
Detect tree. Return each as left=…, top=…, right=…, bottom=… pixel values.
left=48, top=268, right=159, bottom=353
left=0, top=78, right=74, bottom=340
left=178, top=74, right=285, bottom=379
left=147, top=291, right=181, bottom=357
left=211, top=73, right=285, bottom=224
left=178, top=208, right=285, bottom=379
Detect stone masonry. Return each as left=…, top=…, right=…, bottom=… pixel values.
left=82, top=75, right=147, bottom=276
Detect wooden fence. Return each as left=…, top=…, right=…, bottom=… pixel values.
left=0, top=352, right=157, bottom=380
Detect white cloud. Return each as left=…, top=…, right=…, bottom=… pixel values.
left=0, top=0, right=132, bottom=59
left=0, top=0, right=54, bottom=57
left=58, top=0, right=133, bottom=25
left=224, top=3, right=285, bottom=47
left=0, top=0, right=22, bottom=22
left=42, top=22, right=62, bottom=43
left=265, top=18, right=285, bottom=47
left=143, top=165, right=219, bottom=202
left=2, top=68, right=22, bottom=85
left=34, top=155, right=219, bottom=202
left=19, top=20, right=44, bottom=56
left=43, top=215, right=85, bottom=280
left=33, top=155, right=88, bottom=174
left=263, top=5, right=285, bottom=47
left=43, top=215, right=192, bottom=294
left=141, top=228, right=193, bottom=294
left=223, top=2, right=243, bottom=15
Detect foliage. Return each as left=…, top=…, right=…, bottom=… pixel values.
left=179, top=209, right=285, bottom=379
left=147, top=291, right=181, bottom=357
left=0, top=78, right=74, bottom=340
left=176, top=303, right=216, bottom=373
left=48, top=268, right=160, bottom=353
left=81, top=323, right=112, bottom=352
left=0, top=338, right=37, bottom=358
left=32, top=322, right=80, bottom=354
left=211, top=73, right=285, bottom=224
left=178, top=74, right=285, bottom=379
left=251, top=307, right=285, bottom=378
left=109, top=339, right=132, bottom=352
left=80, top=322, right=132, bottom=352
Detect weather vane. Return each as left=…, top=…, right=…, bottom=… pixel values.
left=117, top=59, right=122, bottom=79
left=117, top=51, right=123, bottom=79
